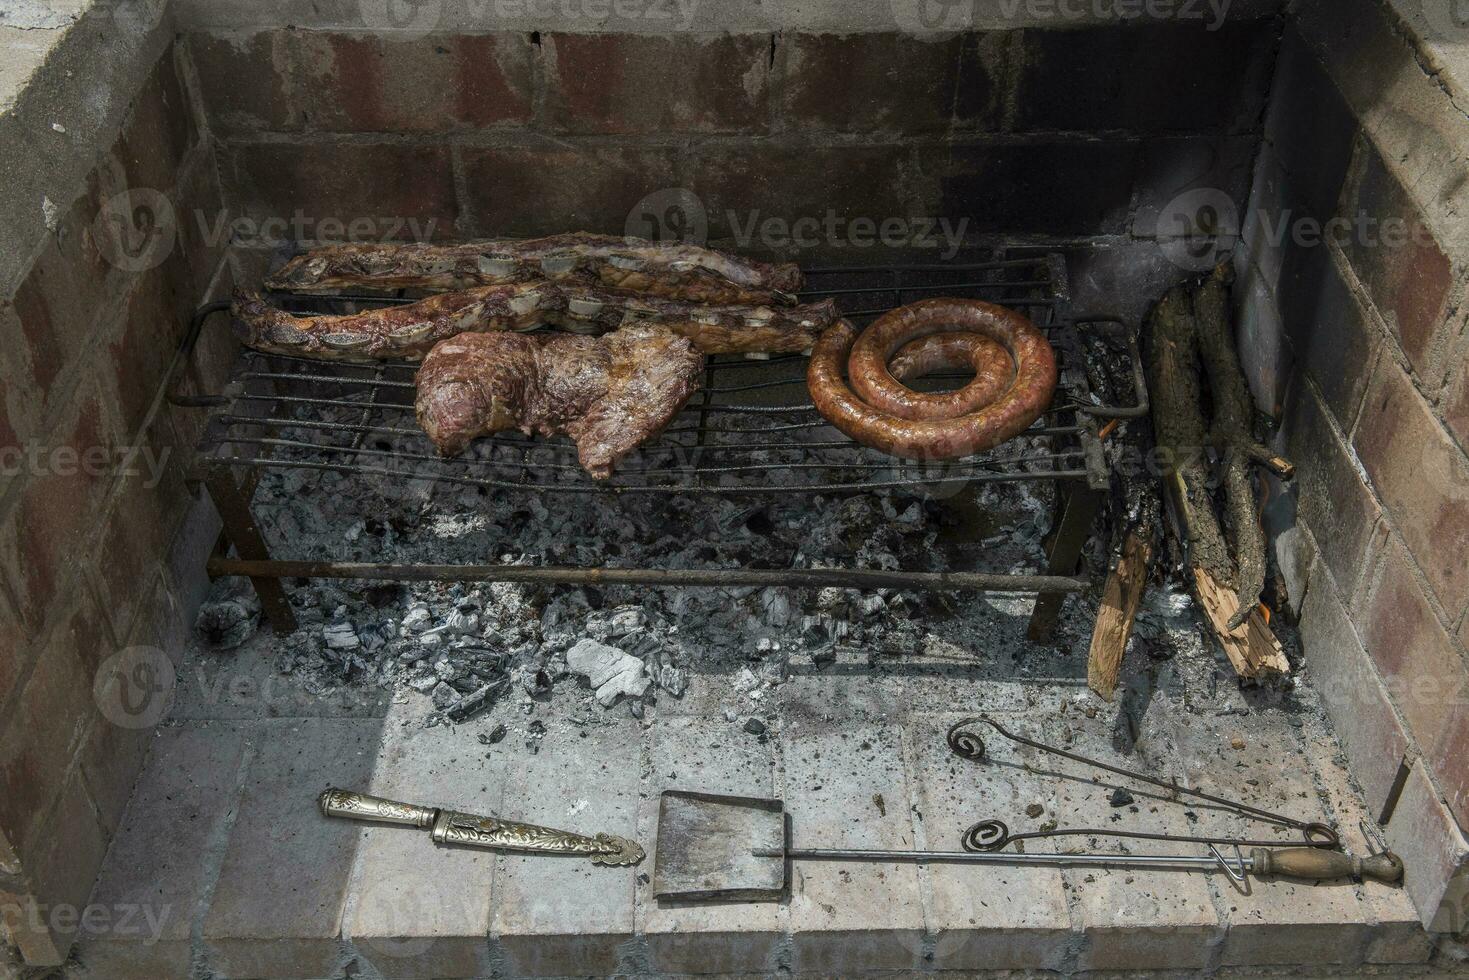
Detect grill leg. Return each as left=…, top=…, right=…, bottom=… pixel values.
left=1027, top=480, right=1103, bottom=642
left=206, top=473, right=298, bottom=634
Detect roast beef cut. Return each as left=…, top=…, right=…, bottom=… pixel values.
left=415, top=325, right=703, bottom=479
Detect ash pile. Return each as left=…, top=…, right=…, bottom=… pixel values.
left=198, top=396, right=1060, bottom=725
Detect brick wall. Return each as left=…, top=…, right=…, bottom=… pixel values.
left=1234, top=0, right=1469, bottom=935
left=0, top=9, right=233, bottom=966
left=1, top=1, right=1288, bottom=968
left=184, top=19, right=1280, bottom=260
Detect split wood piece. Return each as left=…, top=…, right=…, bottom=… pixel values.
left=1192, top=263, right=1294, bottom=628
left=1087, top=527, right=1153, bottom=701
left=1191, top=564, right=1289, bottom=677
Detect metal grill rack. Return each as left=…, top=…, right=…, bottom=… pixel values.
left=172, top=249, right=1146, bottom=637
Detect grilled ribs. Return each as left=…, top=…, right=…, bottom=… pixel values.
left=232, top=284, right=835, bottom=361
left=266, top=233, right=803, bottom=306
left=415, top=325, right=703, bottom=479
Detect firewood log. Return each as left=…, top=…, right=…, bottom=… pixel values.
left=1144, top=282, right=1288, bottom=680
left=1192, top=263, right=1294, bottom=628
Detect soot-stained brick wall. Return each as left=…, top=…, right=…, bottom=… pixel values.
left=186, top=19, right=1280, bottom=260
left=0, top=7, right=232, bottom=967
left=1235, top=0, right=1469, bottom=936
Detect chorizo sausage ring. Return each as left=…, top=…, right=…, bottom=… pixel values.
left=808, top=299, right=1058, bottom=460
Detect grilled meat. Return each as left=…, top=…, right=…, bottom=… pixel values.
left=232, top=284, right=835, bottom=360
left=265, top=233, right=803, bottom=306
left=415, top=324, right=703, bottom=479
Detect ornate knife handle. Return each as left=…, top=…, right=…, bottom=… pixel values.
left=433, top=810, right=644, bottom=866
left=319, top=788, right=437, bottom=827
left=318, top=788, right=643, bottom=866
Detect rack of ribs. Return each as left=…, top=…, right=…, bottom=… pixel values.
left=265, top=233, right=803, bottom=306
left=231, top=284, right=836, bottom=360
left=415, top=324, right=703, bottom=479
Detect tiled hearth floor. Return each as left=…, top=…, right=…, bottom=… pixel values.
left=59, top=616, right=1431, bottom=980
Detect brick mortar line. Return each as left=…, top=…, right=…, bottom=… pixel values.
left=767, top=695, right=792, bottom=973
left=189, top=731, right=256, bottom=980
left=619, top=714, right=655, bottom=970
left=178, top=17, right=1285, bottom=41
left=1290, top=685, right=1385, bottom=959
left=765, top=31, right=786, bottom=138
left=449, top=143, right=475, bottom=239
left=171, top=33, right=214, bottom=149
left=209, top=126, right=1266, bottom=149
left=1163, top=718, right=1232, bottom=977
left=1233, top=9, right=1289, bottom=290
left=895, top=704, right=936, bottom=963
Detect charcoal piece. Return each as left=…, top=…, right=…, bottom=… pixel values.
left=195, top=578, right=262, bottom=650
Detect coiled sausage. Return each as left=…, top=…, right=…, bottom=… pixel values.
left=807, top=299, right=1057, bottom=460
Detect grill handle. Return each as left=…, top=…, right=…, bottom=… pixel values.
left=1252, top=847, right=1403, bottom=884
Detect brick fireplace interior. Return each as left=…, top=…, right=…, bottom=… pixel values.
left=1, top=0, right=1467, bottom=975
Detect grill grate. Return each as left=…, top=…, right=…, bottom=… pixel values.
left=190, top=252, right=1124, bottom=496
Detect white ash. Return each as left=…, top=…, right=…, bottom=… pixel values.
left=231, top=387, right=1062, bottom=724
left=565, top=638, right=651, bottom=706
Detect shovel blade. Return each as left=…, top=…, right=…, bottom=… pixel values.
left=653, top=790, right=787, bottom=902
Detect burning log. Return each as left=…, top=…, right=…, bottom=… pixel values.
left=1144, top=273, right=1289, bottom=680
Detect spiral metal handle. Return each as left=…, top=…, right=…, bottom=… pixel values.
left=962, top=819, right=1011, bottom=852
left=945, top=716, right=990, bottom=761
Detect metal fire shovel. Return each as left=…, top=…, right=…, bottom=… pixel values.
left=652, top=790, right=1403, bottom=902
